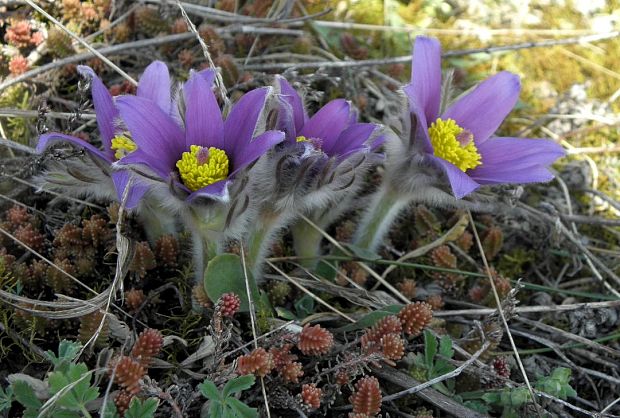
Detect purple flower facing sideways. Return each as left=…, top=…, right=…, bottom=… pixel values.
left=404, top=36, right=565, bottom=199
left=276, top=76, right=384, bottom=162
left=35, top=62, right=182, bottom=208
left=115, top=70, right=284, bottom=203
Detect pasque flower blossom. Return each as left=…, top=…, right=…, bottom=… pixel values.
left=114, top=70, right=284, bottom=204
left=353, top=36, right=565, bottom=251
left=35, top=62, right=181, bottom=208
left=240, top=76, right=385, bottom=276
left=277, top=76, right=384, bottom=163
left=403, top=36, right=565, bottom=199
left=271, top=76, right=385, bottom=267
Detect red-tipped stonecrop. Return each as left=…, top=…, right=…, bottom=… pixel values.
left=350, top=376, right=382, bottom=417
left=236, top=347, right=274, bottom=377
left=131, top=328, right=163, bottom=367
left=298, top=324, right=334, bottom=356
left=111, top=355, right=145, bottom=394
left=301, top=384, right=322, bottom=410
left=218, top=292, right=241, bottom=317
left=398, top=302, right=433, bottom=337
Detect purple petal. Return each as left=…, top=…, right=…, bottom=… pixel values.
left=369, top=134, right=386, bottom=151
left=77, top=65, right=116, bottom=158
left=299, top=99, right=354, bottom=151
left=111, top=171, right=148, bottom=209
left=429, top=155, right=480, bottom=199
left=276, top=76, right=307, bottom=142
left=198, top=68, right=216, bottom=87
left=224, top=87, right=270, bottom=156
left=115, top=149, right=171, bottom=180
left=36, top=132, right=112, bottom=163
left=116, top=96, right=184, bottom=176
left=442, top=71, right=520, bottom=143
left=408, top=36, right=442, bottom=124
left=476, top=137, right=565, bottom=166
left=230, top=130, right=284, bottom=175
left=469, top=165, right=555, bottom=185
left=137, top=61, right=171, bottom=114
left=402, top=88, right=434, bottom=154
left=324, top=123, right=376, bottom=158
left=186, top=179, right=230, bottom=203
left=183, top=72, right=225, bottom=151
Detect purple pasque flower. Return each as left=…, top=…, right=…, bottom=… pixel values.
left=114, top=70, right=284, bottom=203
left=276, top=76, right=384, bottom=161
left=404, top=36, right=565, bottom=199
left=35, top=62, right=182, bottom=208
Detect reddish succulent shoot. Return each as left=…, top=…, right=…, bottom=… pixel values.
left=218, top=292, right=241, bottom=317
left=298, top=324, right=334, bottom=356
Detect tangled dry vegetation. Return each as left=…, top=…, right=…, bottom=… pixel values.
left=0, top=0, right=620, bottom=417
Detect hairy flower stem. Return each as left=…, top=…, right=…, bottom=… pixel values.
left=353, top=184, right=411, bottom=252
left=244, top=209, right=291, bottom=282
left=185, top=207, right=223, bottom=283
left=291, top=216, right=324, bottom=270
left=138, top=199, right=178, bottom=244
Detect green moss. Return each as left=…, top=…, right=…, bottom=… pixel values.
left=0, top=84, right=32, bottom=145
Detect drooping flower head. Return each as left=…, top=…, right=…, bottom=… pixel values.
left=265, top=76, right=385, bottom=213
left=114, top=70, right=284, bottom=204
left=276, top=76, right=384, bottom=163
left=403, top=36, right=565, bottom=198
left=35, top=62, right=180, bottom=208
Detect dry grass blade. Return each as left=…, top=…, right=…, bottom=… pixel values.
left=382, top=340, right=490, bottom=402
left=175, top=0, right=230, bottom=109
left=239, top=244, right=270, bottom=418
left=266, top=260, right=355, bottom=322
left=299, top=214, right=410, bottom=304
left=24, top=0, right=137, bottom=85
left=467, top=209, right=542, bottom=416
left=434, top=299, right=620, bottom=317
left=381, top=212, right=468, bottom=279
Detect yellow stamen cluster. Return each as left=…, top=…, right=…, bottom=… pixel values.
left=176, top=145, right=229, bottom=191
left=296, top=135, right=309, bottom=143
left=428, top=118, right=481, bottom=172
left=110, top=135, right=137, bottom=160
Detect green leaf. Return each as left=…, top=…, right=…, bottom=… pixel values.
left=203, top=254, right=256, bottom=312
left=52, top=411, right=81, bottom=418
left=102, top=401, right=121, bottom=418
left=226, top=397, right=258, bottom=418
left=550, top=367, right=571, bottom=381
left=209, top=401, right=224, bottom=418
left=335, top=305, right=402, bottom=333
left=463, top=400, right=490, bottom=414
left=11, top=380, right=42, bottom=410
left=504, top=387, right=530, bottom=407
left=294, top=295, right=315, bottom=319
left=199, top=380, right=222, bottom=401
left=343, top=243, right=382, bottom=261
left=314, top=259, right=338, bottom=281
left=48, top=363, right=98, bottom=411
left=125, top=398, right=159, bottom=418
left=481, top=392, right=500, bottom=404
left=424, top=330, right=438, bottom=371
left=222, top=375, right=255, bottom=398
left=45, top=340, right=82, bottom=370
left=535, top=367, right=576, bottom=400
left=438, top=335, right=454, bottom=359
left=222, top=406, right=236, bottom=418
left=0, top=385, right=13, bottom=412
left=275, top=307, right=297, bottom=320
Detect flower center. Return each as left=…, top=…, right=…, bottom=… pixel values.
left=110, top=135, right=137, bottom=160
left=428, top=118, right=481, bottom=172
left=296, top=135, right=322, bottom=150
left=176, top=145, right=229, bottom=191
